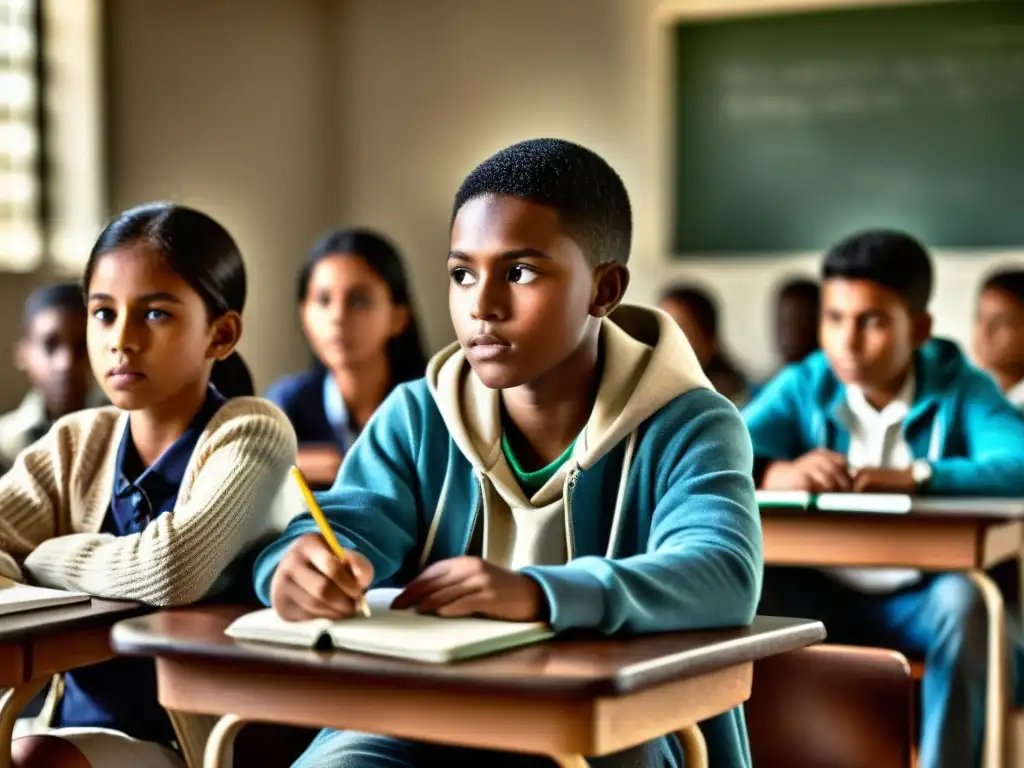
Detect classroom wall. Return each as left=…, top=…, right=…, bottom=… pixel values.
left=5, top=0, right=1017, bottom=414
left=103, top=0, right=338, bottom=392
left=332, top=0, right=636, bottom=355
left=334, top=0, right=1024, bottom=378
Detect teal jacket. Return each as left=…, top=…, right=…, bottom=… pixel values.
left=255, top=308, right=764, bottom=767
left=743, top=339, right=1024, bottom=496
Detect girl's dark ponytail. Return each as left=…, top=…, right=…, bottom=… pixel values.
left=210, top=352, right=254, bottom=398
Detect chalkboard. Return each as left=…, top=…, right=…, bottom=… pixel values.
left=672, top=1, right=1024, bottom=255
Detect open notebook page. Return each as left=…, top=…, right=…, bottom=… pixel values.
left=0, top=576, right=90, bottom=617
left=225, top=587, right=552, bottom=663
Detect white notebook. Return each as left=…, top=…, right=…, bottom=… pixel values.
left=0, top=576, right=90, bottom=617
left=225, top=588, right=554, bottom=663
left=755, top=490, right=813, bottom=508
left=816, top=493, right=913, bottom=514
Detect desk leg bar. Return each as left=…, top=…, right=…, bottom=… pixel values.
left=0, top=679, right=48, bottom=768
left=967, top=570, right=1006, bottom=768
left=202, top=714, right=247, bottom=768
left=678, top=724, right=708, bottom=768
left=548, top=756, right=588, bottom=768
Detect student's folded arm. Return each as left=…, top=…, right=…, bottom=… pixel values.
left=523, top=390, right=763, bottom=635
left=739, top=366, right=806, bottom=463
left=928, top=373, right=1024, bottom=496
left=23, top=405, right=297, bottom=606
left=0, top=429, right=68, bottom=582
left=253, top=388, right=425, bottom=606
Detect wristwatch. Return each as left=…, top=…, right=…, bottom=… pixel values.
left=911, top=459, right=933, bottom=490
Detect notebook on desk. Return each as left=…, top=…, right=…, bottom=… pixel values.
left=815, top=493, right=913, bottom=514
left=763, top=493, right=1024, bottom=517
left=225, top=588, right=554, bottom=663
left=0, top=577, right=90, bottom=617
left=755, top=490, right=813, bottom=508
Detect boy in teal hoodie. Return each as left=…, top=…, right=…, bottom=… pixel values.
left=745, top=230, right=1024, bottom=768
left=254, top=139, right=763, bottom=767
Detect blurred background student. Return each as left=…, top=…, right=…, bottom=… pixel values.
left=772, top=277, right=820, bottom=369
left=0, top=283, right=93, bottom=475
left=659, top=283, right=750, bottom=406
left=265, top=229, right=427, bottom=487
left=973, top=268, right=1024, bottom=410
left=749, top=277, right=821, bottom=401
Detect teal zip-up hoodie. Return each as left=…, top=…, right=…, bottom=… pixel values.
left=743, top=338, right=1024, bottom=496
left=254, top=305, right=764, bottom=767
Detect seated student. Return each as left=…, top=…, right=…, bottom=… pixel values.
left=1, top=202, right=296, bottom=768
left=659, top=284, right=750, bottom=406
left=254, top=139, right=762, bottom=768
left=744, top=230, right=1024, bottom=768
left=265, top=229, right=427, bottom=486
left=772, top=277, right=820, bottom=368
left=973, top=268, right=1024, bottom=410
left=0, top=283, right=92, bottom=474
left=748, top=278, right=821, bottom=402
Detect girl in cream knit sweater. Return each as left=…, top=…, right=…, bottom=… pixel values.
left=1, top=203, right=297, bottom=768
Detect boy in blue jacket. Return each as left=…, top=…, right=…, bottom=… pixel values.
left=254, top=139, right=763, bottom=767
left=745, top=230, right=1024, bottom=768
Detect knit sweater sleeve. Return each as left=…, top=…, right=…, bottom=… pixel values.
left=24, top=399, right=298, bottom=606
left=0, top=411, right=112, bottom=582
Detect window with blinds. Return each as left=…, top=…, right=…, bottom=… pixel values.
left=0, top=0, right=41, bottom=271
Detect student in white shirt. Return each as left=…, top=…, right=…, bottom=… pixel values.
left=744, top=231, right=1024, bottom=768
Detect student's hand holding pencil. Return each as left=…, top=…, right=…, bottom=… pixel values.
left=270, top=533, right=375, bottom=622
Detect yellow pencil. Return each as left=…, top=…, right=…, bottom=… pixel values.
left=289, top=466, right=371, bottom=618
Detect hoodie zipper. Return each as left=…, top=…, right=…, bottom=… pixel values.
left=463, top=472, right=485, bottom=555
left=565, top=467, right=580, bottom=560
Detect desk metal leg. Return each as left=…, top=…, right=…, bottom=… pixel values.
left=548, top=757, right=589, bottom=768
left=0, top=679, right=48, bottom=768
left=548, top=726, right=707, bottom=768
left=202, top=714, right=246, bottom=768
left=967, top=570, right=1006, bottom=768
left=677, top=724, right=708, bottom=768
left=198, top=716, right=701, bottom=768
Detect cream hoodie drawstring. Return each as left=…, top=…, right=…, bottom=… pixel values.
left=605, top=430, right=638, bottom=559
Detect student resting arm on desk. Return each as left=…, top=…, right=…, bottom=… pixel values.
left=254, top=139, right=763, bottom=768
left=743, top=230, right=1024, bottom=768
left=0, top=203, right=296, bottom=768
left=264, top=229, right=427, bottom=487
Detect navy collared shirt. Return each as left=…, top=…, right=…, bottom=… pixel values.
left=56, top=386, right=226, bottom=745
left=264, top=367, right=359, bottom=452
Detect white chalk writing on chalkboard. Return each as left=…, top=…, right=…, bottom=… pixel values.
left=715, top=27, right=1024, bottom=125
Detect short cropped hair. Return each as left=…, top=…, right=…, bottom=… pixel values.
left=777, top=278, right=820, bottom=307
left=660, top=284, right=719, bottom=338
left=822, top=230, right=933, bottom=314
left=452, top=138, right=632, bottom=265
left=23, top=282, right=84, bottom=330
left=980, top=268, right=1024, bottom=305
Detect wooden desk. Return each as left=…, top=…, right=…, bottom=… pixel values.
left=761, top=504, right=1022, bottom=768
left=0, top=599, right=151, bottom=767
left=762, top=507, right=1023, bottom=570
left=112, top=607, right=825, bottom=768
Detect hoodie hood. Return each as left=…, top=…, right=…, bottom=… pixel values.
left=914, top=338, right=972, bottom=399
left=426, top=303, right=713, bottom=481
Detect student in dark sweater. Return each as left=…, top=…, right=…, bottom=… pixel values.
left=659, top=284, right=750, bottom=406
left=265, top=230, right=427, bottom=486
